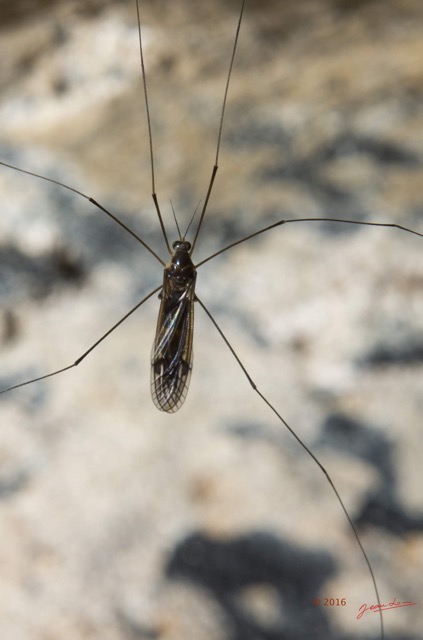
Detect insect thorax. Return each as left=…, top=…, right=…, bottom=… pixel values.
left=165, top=241, right=196, bottom=293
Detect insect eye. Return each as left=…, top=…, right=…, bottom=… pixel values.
left=172, top=241, right=180, bottom=250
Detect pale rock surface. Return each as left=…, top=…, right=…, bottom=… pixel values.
left=0, top=1, right=422, bottom=639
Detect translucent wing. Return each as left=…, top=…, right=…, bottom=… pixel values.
left=151, top=279, right=195, bottom=413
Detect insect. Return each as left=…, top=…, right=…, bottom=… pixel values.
left=0, top=1, right=422, bottom=640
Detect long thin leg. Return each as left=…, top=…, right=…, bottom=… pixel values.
left=0, top=160, right=166, bottom=267
left=0, top=285, right=162, bottom=395
left=196, top=216, right=422, bottom=268
left=190, top=0, right=246, bottom=255
left=135, top=0, right=171, bottom=254
left=196, top=295, right=385, bottom=640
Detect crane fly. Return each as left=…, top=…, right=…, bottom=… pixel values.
left=0, top=1, right=422, bottom=638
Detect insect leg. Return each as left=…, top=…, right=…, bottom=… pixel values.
left=0, top=285, right=162, bottom=396
left=196, top=294, right=385, bottom=640
left=0, top=160, right=165, bottom=266
left=196, top=217, right=422, bottom=268
left=190, top=0, right=246, bottom=254
left=135, top=0, right=171, bottom=255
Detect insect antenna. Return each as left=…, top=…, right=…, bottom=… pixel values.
left=183, top=201, right=202, bottom=242
left=170, top=200, right=183, bottom=240
left=190, top=0, right=246, bottom=256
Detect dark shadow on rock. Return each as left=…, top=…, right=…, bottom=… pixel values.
left=358, top=341, right=423, bottom=368
left=319, top=413, right=423, bottom=536
left=0, top=244, right=86, bottom=303
left=261, top=131, right=421, bottom=235
left=0, top=468, right=31, bottom=500
left=319, top=413, right=396, bottom=488
left=166, top=530, right=337, bottom=640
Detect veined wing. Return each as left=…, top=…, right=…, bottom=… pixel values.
left=151, top=279, right=195, bottom=413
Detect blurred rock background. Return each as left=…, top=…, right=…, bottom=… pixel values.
left=0, top=0, right=422, bottom=638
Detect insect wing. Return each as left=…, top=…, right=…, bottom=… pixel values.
left=151, top=280, right=195, bottom=413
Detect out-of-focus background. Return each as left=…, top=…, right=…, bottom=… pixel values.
left=0, top=0, right=422, bottom=638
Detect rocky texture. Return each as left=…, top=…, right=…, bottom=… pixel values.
left=0, top=1, right=422, bottom=638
